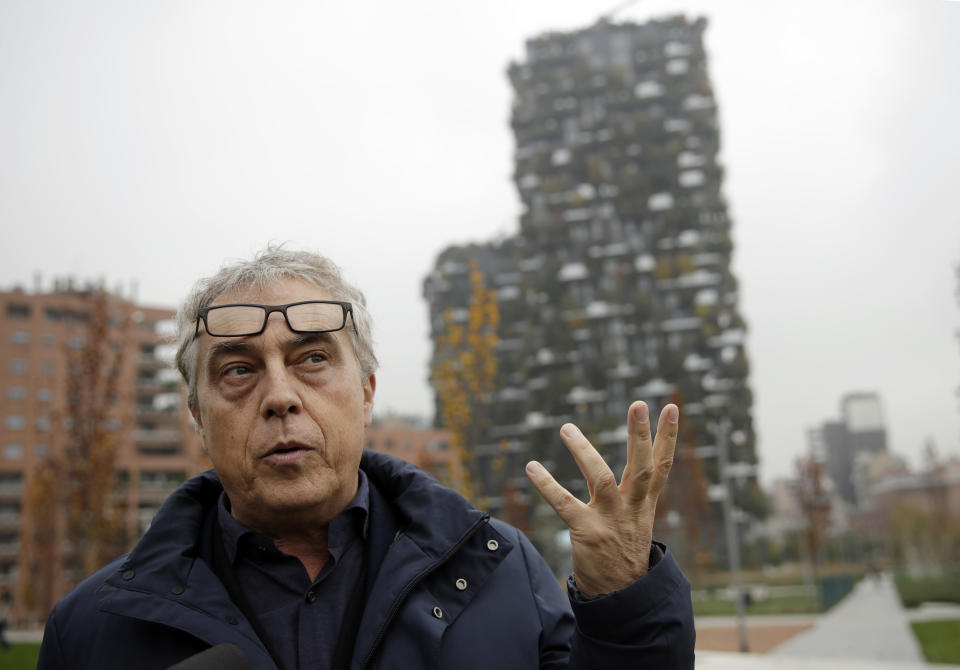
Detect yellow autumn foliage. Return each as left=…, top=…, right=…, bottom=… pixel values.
left=430, top=261, right=500, bottom=502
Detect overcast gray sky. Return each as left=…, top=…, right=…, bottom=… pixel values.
left=2, top=0, right=958, bottom=484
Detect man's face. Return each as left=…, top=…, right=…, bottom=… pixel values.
left=191, top=278, right=375, bottom=531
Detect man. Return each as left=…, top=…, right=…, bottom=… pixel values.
left=37, top=247, right=694, bottom=669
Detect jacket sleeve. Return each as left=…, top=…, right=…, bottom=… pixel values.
left=566, top=542, right=695, bottom=668
left=36, top=604, right=66, bottom=670
left=524, top=534, right=695, bottom=669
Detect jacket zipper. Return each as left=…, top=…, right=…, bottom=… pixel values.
left=356, top=512, right=490, bottom=670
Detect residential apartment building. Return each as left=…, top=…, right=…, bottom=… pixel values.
left=424, top=16, right=760, bottom=564
left=364, top=415, right=465, bottom=492
left=1, top=280, right=206, bottom=624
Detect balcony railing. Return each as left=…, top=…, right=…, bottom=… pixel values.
left=134, top=429, right=181, bottom=444
left=0, top=484, right=24, bottom=497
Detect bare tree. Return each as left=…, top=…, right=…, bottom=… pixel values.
left=22, top=289, right=131, bottom=619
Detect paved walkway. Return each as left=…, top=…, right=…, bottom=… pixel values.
left=698, top=651, right=958, bottom=669
left=772, top=572, right=925, bottom=663
left=905, top=600, right=960, bottom=623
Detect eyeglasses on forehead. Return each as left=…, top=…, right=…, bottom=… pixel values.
left=195, top=300, right=354, bottom=337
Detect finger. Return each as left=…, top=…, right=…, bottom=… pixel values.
left=621, top=401, right=654, bottom=501
left=649, top=403, right=679, bottom=496
left=559, top=423, right=619, bottom=504
left=525, top=460, right=585, bottom=528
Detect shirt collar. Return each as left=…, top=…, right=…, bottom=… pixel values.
left=217, top=469, right=371, bottom=565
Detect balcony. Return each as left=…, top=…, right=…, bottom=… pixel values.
left=136, top=378, right=179, bottom=394
left=135, top=406, right=181, bottom=424
left=0, top=513, right=21, bottom=526
left=0, top=483, right=24, bottom=498
left=135, top=429, right=182, bottom=445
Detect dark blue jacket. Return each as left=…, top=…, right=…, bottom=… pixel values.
left=37, top=451, right=694, bottom=669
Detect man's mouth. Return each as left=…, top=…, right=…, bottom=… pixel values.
left=263, top=442, right=312, bottom=465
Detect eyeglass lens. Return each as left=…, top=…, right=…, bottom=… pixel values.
left=205, top=302, right=346, bottom=336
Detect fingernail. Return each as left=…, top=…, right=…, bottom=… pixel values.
left=561, top=423, right=580, bottom=439
left=667, top=405, right=679, bottom=424
left=525, top=461, right=543, bottom=476
left=633, top=402, right=649, bottom=423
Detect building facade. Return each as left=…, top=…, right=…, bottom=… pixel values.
left=364, top=415, right=464, bottom=492
left=813, top=392, right=888, bottom=506
left=1, top=281, right=207, bottom=625
left=424, top=16, right=760, bottom=565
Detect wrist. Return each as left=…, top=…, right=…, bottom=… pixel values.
left=572, top=542, right=662, bottom=597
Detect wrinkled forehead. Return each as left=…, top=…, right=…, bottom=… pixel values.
left=209, top=277, right=332, bottom=307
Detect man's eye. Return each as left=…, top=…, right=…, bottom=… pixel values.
left=304, top=353, right=326, bottom=364
left=224, top=365, right=251, bottom=377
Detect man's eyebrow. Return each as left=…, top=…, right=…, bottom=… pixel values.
left=204, top=339, right=255, bottom=376
left=290, top=332, right=339, bottom=349
left=207, top=339, right=255, bottom=358
left=202, top=332, right=341, bottom=376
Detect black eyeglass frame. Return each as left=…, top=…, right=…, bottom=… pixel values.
left=195, top=300, right=355, bottom=337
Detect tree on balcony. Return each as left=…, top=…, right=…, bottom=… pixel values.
left=430, top=261, right=499, bottom=503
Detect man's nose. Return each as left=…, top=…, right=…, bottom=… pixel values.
left=256, top=312, right=301, bottom=418
left=260, top=361, right=302, bottom=419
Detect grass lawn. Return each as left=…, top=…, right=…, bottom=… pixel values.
left=0, top=642, right=42, bottom=670
left=694, top=593, right=821, bottom=617
left=911, top=620, right=960, bottom=665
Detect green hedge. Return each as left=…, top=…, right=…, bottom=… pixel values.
left=895, top=572, right=960, bottom=609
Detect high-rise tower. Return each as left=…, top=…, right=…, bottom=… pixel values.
left=425, top=16, right=761, bottom=565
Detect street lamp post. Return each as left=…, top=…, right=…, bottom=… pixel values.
left=716, top=418, right=749, bottom=653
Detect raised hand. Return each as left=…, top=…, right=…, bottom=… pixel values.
left=525, top=401, right=678, bottom=596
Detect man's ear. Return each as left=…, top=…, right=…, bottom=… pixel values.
left=189, top=401, right=209, bottom=454
left=189, top=400, right=203, bottom=433
left=362, top=374, right=376, bottom=426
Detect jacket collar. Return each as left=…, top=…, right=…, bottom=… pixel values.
left=111, top=451, right=487, bottom=580
left=359, top=450, right=488, bottom=557
left=94, top=453, right=503, bottom=669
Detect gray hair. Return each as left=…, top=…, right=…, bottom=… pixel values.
left=175, top=246, right=378, bottom=409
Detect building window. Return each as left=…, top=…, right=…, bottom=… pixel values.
left=42, top=333, right=55, bottom=347
left=10, top=331, right=29, bottom=345
left=5, top=303, right=30, bottom=318
left=7, top=387, right=26, bottom=401
left=3, top=444, right=23, bottom=460
left=68, top=335, right=86, bottom=350
left=36, top=416, right=51, bottom=431
left=35, top=443, right=50, bottom=457
left=4, top=415, right=25, bottom=430
left=37, top=388, right=52, bottom=402
left=9, top=359, right=27, bottom=374
left=40, top=361, right=53, bottom=376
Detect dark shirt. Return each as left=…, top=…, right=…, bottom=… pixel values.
left=217, top=472, right=370, bottom=670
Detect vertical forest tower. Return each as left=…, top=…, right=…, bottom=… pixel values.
left=425, top=16, right=761, bottom=568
